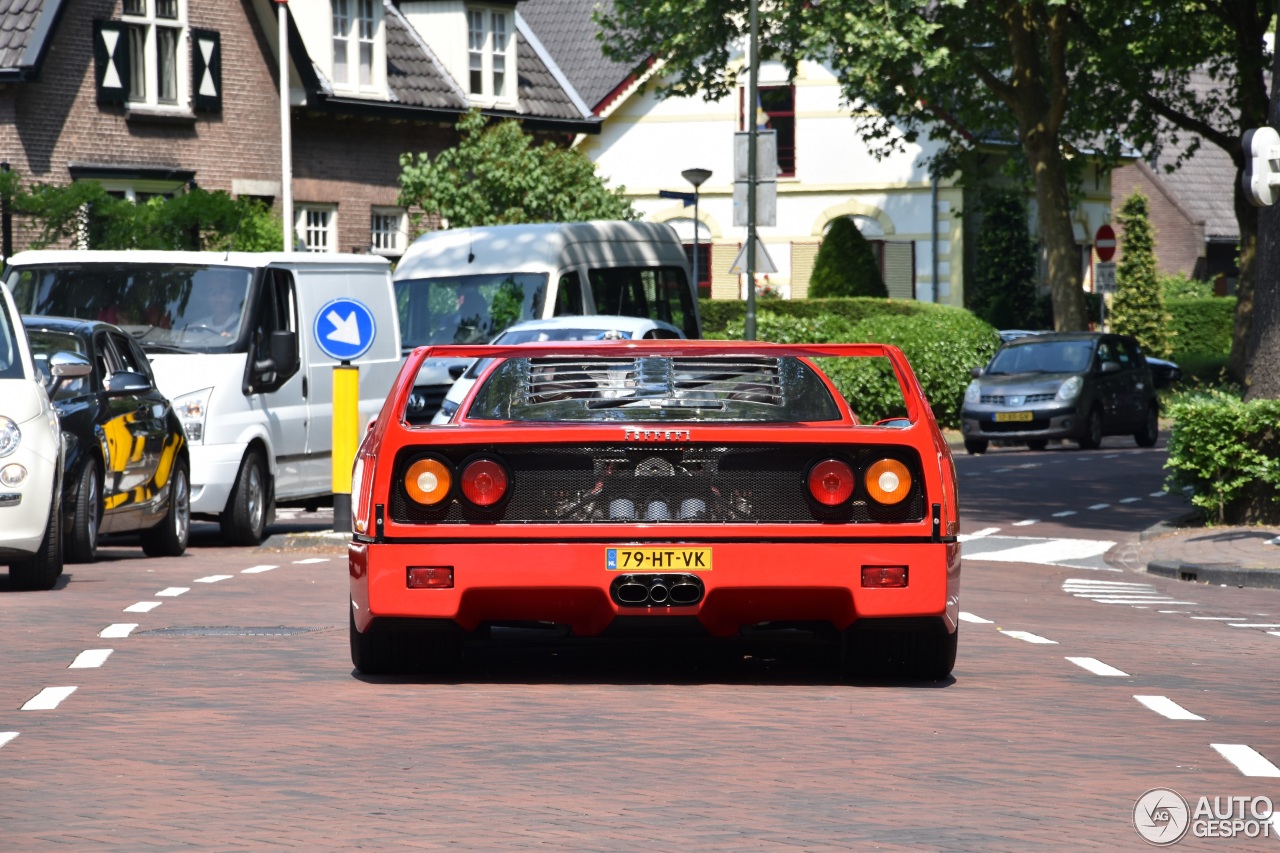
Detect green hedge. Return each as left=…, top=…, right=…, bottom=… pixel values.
left=1165, top=392, right=1280, bottom=524
left=709, top=299, right=999, bottom=428
left=699, top=297, right=931, bottom=338
left=1166, top=297, right=1235, bottom=360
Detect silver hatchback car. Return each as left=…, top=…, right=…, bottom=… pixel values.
left=960, top=332, right=1160, bottom=454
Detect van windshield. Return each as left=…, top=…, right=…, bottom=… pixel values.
left=395, top=273, right=546, bottom=351
left=6, top=263, right=253, bottom=354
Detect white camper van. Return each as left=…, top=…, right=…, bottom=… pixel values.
left=4, top=251, right=401, bottom=545
left=393, top=221, right=701, bottom=422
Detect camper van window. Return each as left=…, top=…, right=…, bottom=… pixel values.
left=553, top=272, right=584, bottom=316
left=7, top=263, right=255, bottom=355
left=394, top=272, right=545, bottom=349
left=587, top=266, right=697, bottom=339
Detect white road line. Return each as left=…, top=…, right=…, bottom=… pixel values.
left=241, top=565, right=278, bottom=574
left=293, top=558, right=329, bottom=564
left=1134, top=695, right=1205, bottom=720
left=1088, top=503, right=1110, bottom=510
left=99, top=623, right=138, bottom=638
left=0, top=732, right=17, bottom=748
left=1064, top=579, right=1150, bottom=586
left=1119, top=497, right=1142, bottom=503
left=994, top=468, right=1011, bottom=473
left=123, top=601, right=161, bottom=613
left=958, top=612, right=993, bottom=624
left=1212, top=744, right=1280, bottom=778
left=1001, top=630, right=1058, bottom=644
left=156, top=587, right=189, bottom=597
left=21, top=686, right=77, bottom=711
left=1269, top=632, right=1280, bottom=638
left=69, top=649, right=113, bottom=669
left=1093, top=599, right=1199, bottom=605
left=1011, top=519, right=1038, bottom=526
left=1103, top=454, right=1119, bottom=459
left=958, top=527, right=1001, bottom=542
left=1052, top=510, right=1077, bottom=517
left=1227, top=623, right=1280, bottom=628
left=1190, top=616, right=1249, bottom=621
left=974, top=538, right=1115, bottom=564
left=1150, top=490, right=1167, bottom=497
left=1066, top=657, right=1129, bottom=676
left=195, top=575, right=234, bottom=583
left=1158, top=610, right=1190, bottom=614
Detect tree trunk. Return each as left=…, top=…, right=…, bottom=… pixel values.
left=1229, top=161, right=1260, bottom=382
left=1243, top=33, right=1280, bottom=400
left=1025, top=139, right=1088, bottom=330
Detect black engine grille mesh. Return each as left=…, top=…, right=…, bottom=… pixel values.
left=389, top=444, right=924, bottom=525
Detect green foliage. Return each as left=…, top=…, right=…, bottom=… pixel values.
left=699, top=296, right=923, bottom=338
left=720, top=300, right=998, bottom=428
left=1110, top=192, right=1170, bottom=357
left=808, top=217, right=887, bottom=298
left=398, top=110, right=636, bottom=231
left=968, top=189, right=1039, bottom=329
left=1165, top=392, right=1280, bottom=524
left=1160, top=273, right=1213, bottom=301
left=1166, top=297, right=1236, bottom=360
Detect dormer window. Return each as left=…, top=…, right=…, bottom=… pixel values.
left=332, top=0, right=382, bottom=92
left=122, top=0, right=186, bottom=108
left=466, top=5, right=512, bottom=102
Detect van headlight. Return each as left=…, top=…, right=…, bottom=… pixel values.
left=1056, top=375, right=1083, bottom=402
left=964, top=380, right=981, bottom=405
left=0, top=416, right=20, bottom=457
left=172, top=387, right=213, bottom=444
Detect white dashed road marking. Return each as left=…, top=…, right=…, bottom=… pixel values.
left=99, top=623, right=138, bottom=638
left=242, top=565, right=278, bottom=574
left=21, top=687, right=77, bottom=711
left=1190, top=616, right=1249, bottom=621
left=1119, top=497, right=1141, bottom=503
left=69, top=649, right=113, bottom=669
left=123, top=601, right=161, bottom=613
left=0, top=732, right=17, bottom=748
left=1087, top=503, right=1110, bottom=510
left=958, top=527, right=1001, bottom=542
left=1066, top=657, right=1129, bottom=677
left=195, top=575, right=234, bottom=583
left=958, top=612, right=993, bottom=624
left=968, top=538, right=1115, bottom=566
left=1227, top=623, right=1280, bottom=629
left=1150, top=490, right=1167, bottom=497
left=156, top=587, right=189, bottom=597
left=1052, top=511, right=1077, bottom=518
left=1212, top=744, right=1280, bottom=778
left=1134, top=695, right=1205, bottom=721
left=1001, top=630, right=1058, bottom=644
left=1012, top=519, right=1038, bottom=526
left=293, top=558, right=329, bottom=564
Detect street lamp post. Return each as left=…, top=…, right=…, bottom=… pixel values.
left=681, top=168, right=712, bottom=297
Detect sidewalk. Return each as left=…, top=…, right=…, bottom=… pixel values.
left=1106, top=513, right=1280, bottom=589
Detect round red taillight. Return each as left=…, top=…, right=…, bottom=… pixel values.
left=461, top=458, right=509, bottom=507
left=808, top=458, right=855, bottom=506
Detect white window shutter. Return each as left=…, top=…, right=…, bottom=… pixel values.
left=93, top=20, right=129, bottom=104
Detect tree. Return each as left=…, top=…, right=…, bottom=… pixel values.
left=398, top=110, right=637, bottom=230
left=808, top=217, right=887, bottom=298
left=1110, top=192, right=1170, bottom=358
left=1245, top=41, right=1280, bottom=402
left=597, top=1, right=1164, bottom=333
left=968, top=189, right=1039, bottom=330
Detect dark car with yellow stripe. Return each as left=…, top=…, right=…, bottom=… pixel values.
left=23, top=316, right=189, bottom=562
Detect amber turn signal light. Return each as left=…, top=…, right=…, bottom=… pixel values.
left=864, top=458, right=912, bottom=505
left=405, top=457, right=452, bottom=506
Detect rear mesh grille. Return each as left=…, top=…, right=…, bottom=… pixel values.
left=389, top=444, right=924, bottom=525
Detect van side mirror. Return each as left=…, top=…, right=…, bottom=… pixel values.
left=105, top=371, right=152, bottom=394
left=1099, top=361, right=1121, bottom=375
left=248, top=330, right=299, bottom=394
left=970, top=366, right=984, bottom=378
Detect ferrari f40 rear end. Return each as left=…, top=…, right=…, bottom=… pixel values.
left=350, top=341, right=961, bottom=679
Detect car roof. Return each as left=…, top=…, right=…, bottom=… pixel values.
left=493, top=315, right=683, bottom=338
left=1001, top=331, right=1104, bottom=346
left=21, top=314, right=111, bottom=337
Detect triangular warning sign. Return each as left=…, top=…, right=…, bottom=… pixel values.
left=728, top=238, right=778, bottom=275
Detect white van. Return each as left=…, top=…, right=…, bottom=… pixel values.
left=393, top=221, right=700, bottom=422
left=4, top=251, right=401, bottom=545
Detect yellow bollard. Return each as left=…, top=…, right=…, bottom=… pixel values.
left=332, top=363, right=359, bottom=533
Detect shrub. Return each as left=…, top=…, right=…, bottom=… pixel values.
left=1165, top=392, right=1280, bottom=524
left=1111, top=192, right=1171, bottom=357
left=700, top=296, right=926, bottom=338
left=968, top=189, right=1039, bottom=329
left=1166, top=297, right=1236, bottom=361
left=1160, top=273, right=1213, bottom=301
left=808, top=217, right=887, bottom=298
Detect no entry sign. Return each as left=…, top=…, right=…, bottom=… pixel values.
left=1095, top=224, right=1117, bottom=262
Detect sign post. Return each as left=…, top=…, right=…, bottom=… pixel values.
left=1094, top=224, right=1117, bottom=330
left=313, top=298, right=377, bottom=533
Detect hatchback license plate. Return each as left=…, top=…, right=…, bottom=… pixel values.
left=606, top=547, right=712, bottom=571
left=994, top=411, right=1034, bottom=422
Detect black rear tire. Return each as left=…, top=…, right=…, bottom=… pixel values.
left=844, top=624, right=957, bottom=681
left=141, top=457, right=190, bottom=557
left=963, top=438, right=988, bottom=455
left=350, top=610, right=463, bottom=675
left=10, top=497, right=63, bottom=591
left=220, top=450, right=268, bottom=546
left=1134, top=404, right=1159, bottom=448
left=65, top=457, right=101, bottom=564
left=1077, top=407, right=1103, bottom=450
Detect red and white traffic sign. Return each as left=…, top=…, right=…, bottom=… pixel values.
left=1095, top=224, right=1116, bottom=262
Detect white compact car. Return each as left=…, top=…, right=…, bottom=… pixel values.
left=0, top=282, right=88, bottom=590
left=428, top=315, right=686, bottom=424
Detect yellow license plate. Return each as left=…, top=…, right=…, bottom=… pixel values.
left=994, top=411, right=1034, bottom=422
left=606, top=547, right=712, bottom=571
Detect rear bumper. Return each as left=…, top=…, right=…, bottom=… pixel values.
left=350, top=539, right=961, bottom=638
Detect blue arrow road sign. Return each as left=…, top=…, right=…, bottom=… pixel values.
left=313, top=298, right=376, bottom=361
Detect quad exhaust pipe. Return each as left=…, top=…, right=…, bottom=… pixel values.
left=611, top=573, right=705, bottom=607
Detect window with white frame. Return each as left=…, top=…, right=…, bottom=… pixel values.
left=332, top=0, right=379, bottom=90
left=371, top=208, right=407, bottom=255
left=465, top=5, right=513, bottom=102
left=122, top=0, right=186, bottom=108
left=297, top=206, right=337, bottom=253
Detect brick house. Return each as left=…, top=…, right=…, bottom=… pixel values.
left=0, top=0, right=599, bottom=258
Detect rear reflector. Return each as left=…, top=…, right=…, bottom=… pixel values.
left=861, top=565, right=908, bottom=588
left=407, top=566, right=454, bottom=589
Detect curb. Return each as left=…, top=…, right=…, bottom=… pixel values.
left=1148, top=559, right=1280, bottom=590
left=258, top=531, right=350, bottom=554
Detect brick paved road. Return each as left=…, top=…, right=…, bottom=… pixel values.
left=2, top=440, right=1278, bottom=851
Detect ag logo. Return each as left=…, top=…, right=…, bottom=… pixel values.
left=1134, top=788, right=1190, bottom=845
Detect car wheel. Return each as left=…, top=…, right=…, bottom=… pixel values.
left=350, top=609, right=463, bottom=675
left=10, top=495, right=63, bottom=591
left=1077, top=407, right=1103, bottom=450
left=843, top=624, right=957, bottom=681
left=963, top=438, right=988, bottom=455
left=141, top=457, right=190, bottom=557
left=220, top=449, right=268, bottom=546
left=1026, top=439, right=1048, bottom=451
left=65, top=457, right=102, bottom=564
left=1134, top=404, right=1159, bottom=448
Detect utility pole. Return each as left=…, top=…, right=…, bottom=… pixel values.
left=277, top=0, right=294, bottom=251
left=745, top=0, right=759, bottom=341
